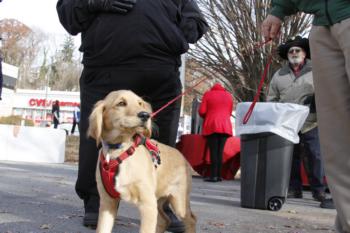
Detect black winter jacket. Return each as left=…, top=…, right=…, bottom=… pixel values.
left=57, top=0, right=208, bottom=68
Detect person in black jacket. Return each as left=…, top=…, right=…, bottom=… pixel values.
left=52, top=100, right=60, bottom=129
left=56, top=0, right=208, bottom=231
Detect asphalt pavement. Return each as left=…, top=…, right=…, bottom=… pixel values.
left=0, top=161, right=336, bottom=233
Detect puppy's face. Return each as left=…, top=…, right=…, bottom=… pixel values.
left=88, top=90, right=152, bottom=145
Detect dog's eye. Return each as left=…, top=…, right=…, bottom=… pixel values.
left=117, top=101, right=127, bottom=107
left=138, top=101, right=143, bottom=107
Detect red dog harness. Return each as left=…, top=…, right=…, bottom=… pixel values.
left=99, top=134, right=161, bottom=199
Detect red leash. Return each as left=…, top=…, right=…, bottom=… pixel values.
left=242, top=39, right=274, bottom=124
left=151, top=39, right=273, bottom=120
left=151, top=77, right=208, bottom=118
left=242, top=55, right=273, bottom=124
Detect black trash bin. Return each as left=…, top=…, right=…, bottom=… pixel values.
left=240, top=132, right=294, bottom=211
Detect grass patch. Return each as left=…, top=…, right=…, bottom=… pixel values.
left=0, top=115, right=34, bottom=126
left=65, top=135, right=79, bottom=163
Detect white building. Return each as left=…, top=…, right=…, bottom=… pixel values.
left=1, top=62, right=19, bottom=115
left=0, top=61, right=80, bottom=125
left=1, top=88, right=80, bottom=125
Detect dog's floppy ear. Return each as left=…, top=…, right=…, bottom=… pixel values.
left=144, top=101, right=153, bottom=138
left=144, top=125, right=152, bottom=138
left=88, top=100, right=105, bottom=146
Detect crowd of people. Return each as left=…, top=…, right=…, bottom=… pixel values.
left=55, top=0, right=350, bottom=231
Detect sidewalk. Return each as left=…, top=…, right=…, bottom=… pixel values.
left=0, top=161, right=336, bottom=233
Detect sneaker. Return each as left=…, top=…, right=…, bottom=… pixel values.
left=163, top=203, right=185, bottom=233
left=287, top=189, right=303, bottom=198
left=320, top=198, right=335, bottom=209
left=312, top=191, right=326, bottom=202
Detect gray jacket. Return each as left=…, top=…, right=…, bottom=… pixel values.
left=267, top=59, right=317, bottom=133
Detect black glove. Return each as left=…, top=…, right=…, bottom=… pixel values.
left=303, top=95, right=316, bottom=113
left=88, top=0, right=137, bottom=14
left=178, top=0, right=209, bottom=43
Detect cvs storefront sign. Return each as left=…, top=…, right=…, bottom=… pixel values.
left=28, top=98, right=79, bottom=107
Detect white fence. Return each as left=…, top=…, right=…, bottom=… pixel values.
left=0, top=124, right=66, bottom=163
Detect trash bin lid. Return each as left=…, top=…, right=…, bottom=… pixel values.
left=235, top=102, right=309, bottom=143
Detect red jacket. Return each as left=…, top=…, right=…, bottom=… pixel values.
left=198, top=83, right=234, bottom=136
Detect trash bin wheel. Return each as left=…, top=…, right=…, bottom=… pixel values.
left=268, top=197, right=283, bottom=211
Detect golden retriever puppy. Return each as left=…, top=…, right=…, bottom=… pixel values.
left=88, top=90, right=196, bottom=233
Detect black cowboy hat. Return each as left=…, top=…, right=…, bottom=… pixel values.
left=277, top=36, right=310, bottom=60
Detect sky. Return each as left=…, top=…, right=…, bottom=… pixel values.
left=0, top=0, right=66, bottom=35
left=0, top=0, right=81, bottom=54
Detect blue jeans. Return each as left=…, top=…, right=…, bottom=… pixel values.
left=289, top=127, right=325, bottom=193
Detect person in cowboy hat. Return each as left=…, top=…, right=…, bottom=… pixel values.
left=267, top=36, right=334, bottom=209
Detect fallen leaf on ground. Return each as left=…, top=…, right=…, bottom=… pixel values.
left=40, top=224, right=52, bottom=229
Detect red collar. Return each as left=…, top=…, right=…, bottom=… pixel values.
left=99, top=134, right=161, bottom=199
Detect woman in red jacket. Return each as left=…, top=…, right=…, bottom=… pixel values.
left=199, top=83, right=234, bottom=182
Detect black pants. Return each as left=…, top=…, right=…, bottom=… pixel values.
left=53, top=118, right=59, bottom=129
left=289, top=127, right=325, bottom=193
left=206, top=133, right=228, bottom=179
left=76, top=66, right=182, bottom=210
left=71, top=119, right=79, bottom=134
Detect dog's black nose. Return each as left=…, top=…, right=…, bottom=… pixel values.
left=137, top=111, right=150, bottom=122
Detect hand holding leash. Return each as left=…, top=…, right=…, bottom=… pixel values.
left=261, top=15, right=282, bottom=42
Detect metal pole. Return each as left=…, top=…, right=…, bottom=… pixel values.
left=44, top=73, right=49, bottom=121
left=179, top=54, right=186, bottom=117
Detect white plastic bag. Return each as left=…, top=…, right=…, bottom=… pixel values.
left=235, top=102, right=309, bottom=143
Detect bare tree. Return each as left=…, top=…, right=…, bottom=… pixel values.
left=0, top=18, right=31, bottom=66
left=0, top=19, right=81, bottom=91
left=0, top=19, right=48, bottom=88
left=188, top=0, right=312, bottom=101
left=49, top=35, right=82, bottom=91
left=19, top=28, right=49, bottom=89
